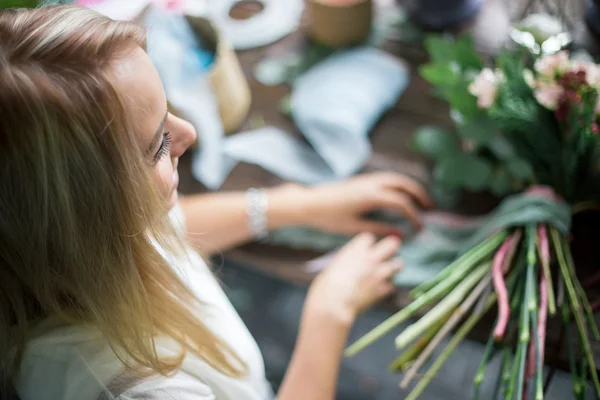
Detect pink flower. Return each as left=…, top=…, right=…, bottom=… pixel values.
left=469, top=68, right=504, bottom=109
left=534, top=51, right=570, bottom=77
left=571, top=61, right=600, bottom=88
left=534, top=83, right=563, bottom=110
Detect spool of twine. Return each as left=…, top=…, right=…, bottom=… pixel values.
left=306, top=0, right=373, bottom=48
left=186, top=16, right=252, bottom=136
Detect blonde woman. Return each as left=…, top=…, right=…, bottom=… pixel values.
left=0, top=6, right=431, bottom=400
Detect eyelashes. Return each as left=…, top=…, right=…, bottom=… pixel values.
left=153, top=132, right=172, bottom=164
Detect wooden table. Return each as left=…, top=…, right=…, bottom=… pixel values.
left=177, top=0, right=503, bottom=285
left=177, top=0, right=600, bottom=375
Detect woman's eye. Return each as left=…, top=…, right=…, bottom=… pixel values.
left=152, top=132, right=172, bottom=164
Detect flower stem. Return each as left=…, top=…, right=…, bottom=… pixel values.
left=409, top=231, right=509, bottom=298
left=551, top=227, right=600, bottom=397
left=498, top=347, right=513, bottom=399
left=388, top=312, right=450, bottom=372
left=395, top=262, right=490, bottom=349
left=579, top=355, right=589, bottom=400
left=564, top=300, right=581, bottom=397
left=537, top=224, right=556, bottom=315
left=564, top=241, right=600, bottom=341
left=493, top=232, right=522, bottom=340
left=474, top=331, right=497, bottom=400
left=505, top=338, right=527, bottom=400
left=535, top=273, right=548, bottom=400
left=404, top=294, right=497, bottom=400
left=400, top=272, right=494, bottom=388
left=345, top=233, right=504, bottom=357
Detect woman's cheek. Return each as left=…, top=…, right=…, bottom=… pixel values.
left=154, top=160, right=174, bottom=198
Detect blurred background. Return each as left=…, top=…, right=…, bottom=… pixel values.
left=4, top=0, right=600, bottom=399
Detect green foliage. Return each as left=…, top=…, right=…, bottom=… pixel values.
left=0, top=0, right=71, bottom=8
left=420, top=35, right=483, bottom=119
left=417, top=33, right=600, bottom=203
left=0, top=0, right=38, bottom=7
left=412, top=126, right=459, bottom=158
left=434, top=153, right=493, bottom=192
left=458, top=115, right=498, bottom=145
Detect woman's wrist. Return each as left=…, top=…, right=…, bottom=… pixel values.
left=265, top=183, right=313, bottom=230
left=305, top=282, right=356, bottom=329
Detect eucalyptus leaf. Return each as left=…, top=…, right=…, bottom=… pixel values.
left=434, top=153, right=492, bottom=190
left=446, top=82, right=479, bottom=118
left=490, top=167, right=514, bottom=196
left=419, top=63, right=460, bottom=87
left=459, top=154, right=493, bottom=191
left=453, top=36, right=483, bottom=70
left=413, top=126, right=459, bottom=159
left=430, top=183, right=462, bottom=210
left=458, top=115, right=497, bottom=145
left=488, top=136, right=515, bottom=160
left=507, top=158, right=534, bottom=180
left=424, top=36, right=456, bottom=65
left=434, top=156, right=463, bottom=188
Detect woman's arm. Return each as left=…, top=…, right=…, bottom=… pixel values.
left=276, top=299, right=353, bottom=400
left=277, top=234, right=402, bottom=400
left=178, top=172, right=431, bottom=255
left=178, top=184, right=306, bottom=254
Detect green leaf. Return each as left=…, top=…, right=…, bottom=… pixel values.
left=490, top=167, right=514, bottom=196
left=454, top=35, right=483, bottom=70
left=487, top=136, right=516, bottom=160
left=458, top=115, right=497, bottom=145
left=2, top=0, right=39, bottom=6
left=419, top=63, right=460, bottom=87
left=434, top=153, right=493, bottom=191
left=424, top=36, right=456, bottom=65
left=460, top=155, right=494, bottom=191
left=445, top=82, right=480, bottom=118
left=430, top=183, right=462, bottom=210
left=434, top=157, right=463, bottom=188
left=507, top=158, right=534, bottom=180
left=413, top=126, right=460, bottom=159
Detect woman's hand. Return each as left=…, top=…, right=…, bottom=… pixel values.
left=306, top=233, right=402, bottom=323
left=298, top=172, right=432, bottom=238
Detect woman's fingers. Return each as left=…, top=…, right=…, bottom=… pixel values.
left=378, top=192, right=423, bottom=230
left=379, top=259, right=404, bottom=278
left=371, top=235, right=402, bottom=261
left=378, top=173, right=433, bottom=208
left=343, top=220, right=403, bottom=238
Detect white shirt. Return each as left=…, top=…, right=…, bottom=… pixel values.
left=15, top=205, right=273, bottom=400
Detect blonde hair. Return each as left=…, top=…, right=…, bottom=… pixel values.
left=0, top=5, right=245, bottom=396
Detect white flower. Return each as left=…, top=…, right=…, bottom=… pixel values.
left=469, top=68, right=504, bottom=109
left=518, top=13, right=566, bottom=44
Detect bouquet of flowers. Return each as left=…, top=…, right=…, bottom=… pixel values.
left=345, top=36, right=600, bottom=400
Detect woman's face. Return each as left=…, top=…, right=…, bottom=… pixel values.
left=110, top=47, right=197, bottom=208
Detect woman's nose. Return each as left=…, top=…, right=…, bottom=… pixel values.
left=170, top=116, right=197, bottom=158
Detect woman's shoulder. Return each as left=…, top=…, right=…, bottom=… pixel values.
left=15, top=323, right=216, bottom=400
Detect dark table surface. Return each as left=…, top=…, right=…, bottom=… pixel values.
left=177, top=0, right=600, bottom=375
